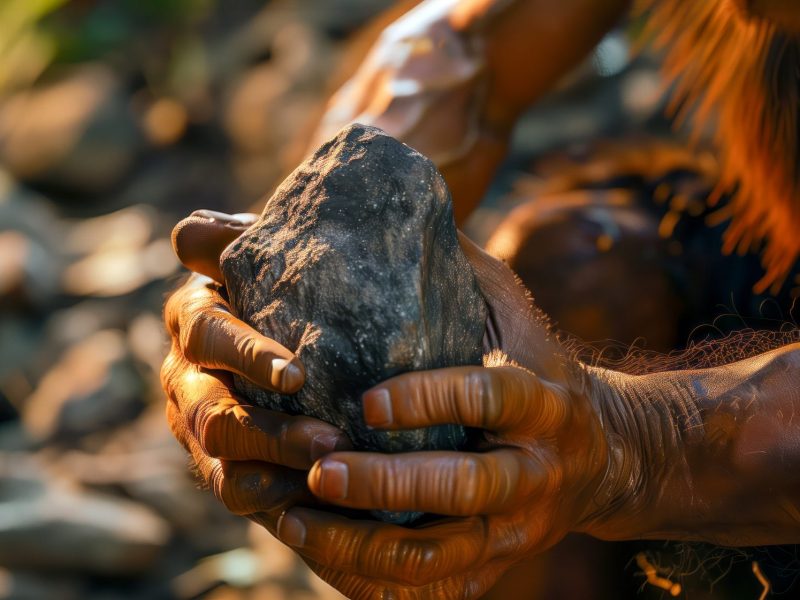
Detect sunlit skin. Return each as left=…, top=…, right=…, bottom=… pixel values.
left=312, top=0, right=631, bottom=224
left=161, top=0, right=800, bottom=598
left=164, top=214, right=800, bottom=599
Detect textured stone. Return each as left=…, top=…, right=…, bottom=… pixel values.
left=221, top=124, right=487, bottom=457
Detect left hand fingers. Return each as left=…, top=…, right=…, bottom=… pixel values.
left=277, top=507, right=515, bottom=587
left=307, top=449, right=553, bottom=516
left=179, top=410, right=315, bottom=517
left=171, top=210, right=257, bottom=282
left=165, top=277, right=305, bottom=394
left=362, top=365, right=569, bottom=436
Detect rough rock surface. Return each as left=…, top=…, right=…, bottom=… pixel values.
left=221, top=124, right=487, bottom=457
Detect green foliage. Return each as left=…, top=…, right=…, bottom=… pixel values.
left=0, top=0, right=67, bottom=92
left=0, top=0, right=217, bottom=92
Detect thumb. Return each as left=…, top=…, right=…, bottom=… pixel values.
left=171, top=210, right=257, bottom=282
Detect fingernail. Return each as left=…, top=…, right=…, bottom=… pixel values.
left=319, top=460, right=349, bottom=500
left=277, top=512, right=306, bottom=547
left=191, top=209, right=250, bottom=229
left=231, top=213, right=258, bottom=227
left=270, top=358, right=303, bottom=392
left=363, top=388, right=393, bottom=427
left=232, top=405, right=253, bottom=428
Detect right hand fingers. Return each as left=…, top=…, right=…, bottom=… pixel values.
left=162, top=351, right=350, bottom=471
left=362, top=365, right=569, bottom=436
left=278, top=508, right=493, bottom=584
left=307, top=448, right=543, bottom=517
left=277, top=507, right=514, bottom=594
left=165, top=274, right=305, bottom=393
left=171, top=210, right=257, bottom=283
left=302, top=559, right=505, bottom=600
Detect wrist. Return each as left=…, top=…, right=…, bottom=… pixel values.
left=578, top=346, right=800, bottom=546
left=575, top=366, right=694, bottom=541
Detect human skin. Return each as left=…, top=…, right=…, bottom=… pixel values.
left=165, top=211, right=800, bottom=599
left=162, top=0, right=800, bottom=597
left=311, top=0, right=632, bottom=224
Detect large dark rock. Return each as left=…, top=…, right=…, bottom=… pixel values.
left=221, top=124, right=487, bottom=460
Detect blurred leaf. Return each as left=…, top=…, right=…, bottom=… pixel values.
left=0, top=0, right=66, bottom=51
left=0, top=0, right=67, bottom=92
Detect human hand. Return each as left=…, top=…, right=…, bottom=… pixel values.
left=164, top=211, right=615, bottom=599
left=269, top=234, right=611, bottom=599
left=313, top=4, right=484, bottom=165
left=312, top=2, right=509, bottom=222
left=162, top=210, right=351, bottom=525
left=456, top=231, right=572, bottom=383
left=276, top=361, right=610, bottom=599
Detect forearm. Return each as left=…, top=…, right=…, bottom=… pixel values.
left=449, top=0, right=632, bottom=126
left=586, top=343, right=800, bottom=545
left=446, top=0, right=631, bottom=219
left=335, top=0, right=631, bottom=223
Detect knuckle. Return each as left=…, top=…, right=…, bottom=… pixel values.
left=164, top=282, right=199, bottom=333
left=163, top=292, right=181, bottom=336
left=180, top=310, right=213, bottom=365
left=164, top=402, right=189, bottom=449
left=521, top=375, right=569, bottom=434
left=514, top=454, right=543, bottom=502
left=495, top=518, right=533, bottom=555
left=159, top=351, right=181, bottom=399
left=328, top=526, right=362, bottom=564
left=197, top=407, right=232, bottom=458
left=545, top=383, right=571, bottom=430
left=216, top=482, right=248, bottom=515
left=185, top=396, right=212, bottom=444
left=226, top=465, right=284, bottom=514
left=464, top=370, right=492, bottom=426
left=527, top=450, right=563, bottom=497
left=452, top=457, right=483, bottom=514
left=208, top=461, right=244, bottom=514
left=391, top=540, right=442, bottom=587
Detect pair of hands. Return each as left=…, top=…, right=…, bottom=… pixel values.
left=162, top=5, right=611, bottom=597
left=162, top=210, right=612, bottom=599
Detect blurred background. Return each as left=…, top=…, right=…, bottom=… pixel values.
left=1, top=1, right=799, bottom=599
